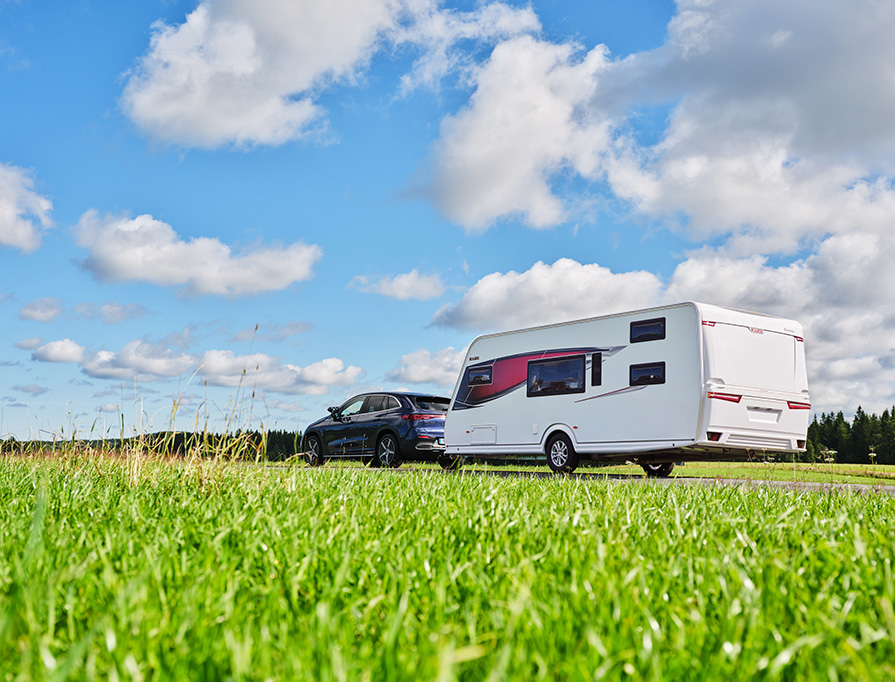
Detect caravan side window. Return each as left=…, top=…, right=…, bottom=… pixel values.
left=467, top=366, right=492, bottom=386
left=630, top=362, right=666, bottom=386
left=591, top=352, right=602, bottom=386
left=528, top=355, right=586, bottom=397
left=631, top=318, right=666, bottom=343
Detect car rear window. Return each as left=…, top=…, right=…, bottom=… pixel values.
left=409, top=396, right=450, bottom=412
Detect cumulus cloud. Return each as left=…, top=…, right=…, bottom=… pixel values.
left=82, top=340, right=195, bottom=381
left=30, top=335, right=362, bottom=396
left=19, top=298, right=64, bottom=323
left=426, top=0, right=895, bottom=251
left=121, top=0, right=537, bottom=148
left=32, top=339, right=86, bottom=364
left=0, top=162, right=52, bottom=252
left=197, top=350, right=362, bottom=395
left=74, top=211, right=322, bottom=296
left=433, top=258, right=663, bottom=331
left=387, top=346, right=465, bottom=387
left=15, top=337, right=43, bottom=351
left=432, top=36, right=612, bottom=231
left=395, top=2, right=540, bottom=93
left=350, top=270, right=445, bottom=300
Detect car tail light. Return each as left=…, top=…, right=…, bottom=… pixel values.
left=401, top=414, right=442, bottom=421
left=708, top=392, right=741, bottom=403
left=707, top=431, right=722, bottom=442
left=787, top=401, right=811, bottom=410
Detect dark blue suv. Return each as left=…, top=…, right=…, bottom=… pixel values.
left=302, top=392, right=463, bottom=470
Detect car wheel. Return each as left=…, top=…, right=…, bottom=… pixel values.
left=376, top=434, right=402, bottom=468
left=642, top=462, right=675, bottom=477
left=438, top=455, right=464, bottom=471
left=546, top=433, right=579, bottom=473
left=305, top=435, right=324, bottom=467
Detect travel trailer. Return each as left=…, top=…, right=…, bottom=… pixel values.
left=444, top=302, right=811, bottom=476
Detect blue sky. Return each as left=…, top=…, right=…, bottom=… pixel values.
left=3, top=0, right=895, bottom=440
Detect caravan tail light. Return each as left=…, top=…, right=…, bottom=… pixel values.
left=702, top=320, right=716, bottom=327
left=787, top=401, right=811, bottom=410
left=707, top=431, right=722, bottom=442
left=708, top=392, right=741, bottom=403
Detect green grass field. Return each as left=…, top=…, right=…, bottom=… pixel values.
left=2, top=455, right=894, bottom=680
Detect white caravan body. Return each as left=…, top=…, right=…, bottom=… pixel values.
left=445, top=302, right=810, bottom=465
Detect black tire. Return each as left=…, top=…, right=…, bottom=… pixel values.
left=642, top=462, right=675, bottom=477
left=375, top=433, right=402, bottom=468
left=438, top=455, right=464, bottom=471
left=305, top=434, right=324, bottom=467
left=546, top=433, right=579, bottom=473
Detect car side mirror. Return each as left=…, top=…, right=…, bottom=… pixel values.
left=327, top=406, right=339, bottom=419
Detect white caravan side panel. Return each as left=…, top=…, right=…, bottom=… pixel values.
left=446, top=303, right=703, bottom=457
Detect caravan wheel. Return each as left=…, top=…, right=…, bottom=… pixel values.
left=642, top=462, right=675, bottom=477
left=546, top=433, right=579, bottom=473
left=438, top=455, right=464, bottom=471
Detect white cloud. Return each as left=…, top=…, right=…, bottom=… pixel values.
left=197, top=350, right=362, bottom=395
left=425, top=0, right=895, bottom=252
left=75, top=211, right=322, bottom=296
left=29, top=334, right=363, bottom=396
left=433, top=258, right=663, bottom=331
left=350, top=269, right=445, bottom=300
left=0, top=162, right=52, bottom=252
left=32, top=339, right=86, bottom=364
left=19, top=297, right=64, bottom=323
left=395, top=2, right=540, bottom=93
left=15, top=337, right=43, bottom=351
left=431, top=36, right=612, bottom=231
left=121, top=0, right=539, bottom=149
left=81, top=340, right=195, bottom=381
left=387, top=346, right=464, bottom=387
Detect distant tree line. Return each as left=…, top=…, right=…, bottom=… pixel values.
left=806, top=407, right=895, bottom=465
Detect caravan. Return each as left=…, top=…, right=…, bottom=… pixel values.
left=444, top=302, right=811, bottom=475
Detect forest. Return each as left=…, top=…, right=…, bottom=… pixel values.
left=806, top=407, right=895, bottom=465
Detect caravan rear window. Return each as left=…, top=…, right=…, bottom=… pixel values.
left=467, top=366, right=492, bottom=386
left=631, top=318, right=666, bottom=343
left=528, top=355, right=586, bottom=397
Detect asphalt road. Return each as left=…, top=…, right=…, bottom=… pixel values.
left=423, top=466, right=895, bottom=497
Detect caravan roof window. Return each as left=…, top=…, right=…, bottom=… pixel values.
left=631, top=318, right=666, bottom=343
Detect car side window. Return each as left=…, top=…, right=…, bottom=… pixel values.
left=363, top=395, right=387, bottom=413
left=384, top=396, right=400, bottom=410
left=340, top=397, right=366, bottom=417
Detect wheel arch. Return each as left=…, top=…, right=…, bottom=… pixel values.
left=541, top=424, right=577, bottom=453
left=304, top=430, right=324, bottom=453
